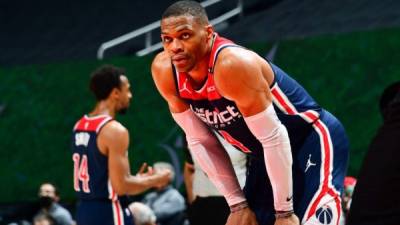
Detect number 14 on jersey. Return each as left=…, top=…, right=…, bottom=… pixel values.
left=73, top=153, right=91, bottom=193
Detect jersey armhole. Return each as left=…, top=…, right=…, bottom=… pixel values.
left=95, top=118, right=113, bottom=157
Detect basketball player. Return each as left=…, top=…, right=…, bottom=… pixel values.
left=151, top=1, right=349, bottom=225
left=72, top=65, right=170, bottom=225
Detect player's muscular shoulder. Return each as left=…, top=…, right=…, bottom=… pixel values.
left=103, top=120, right=128, bottom=135
left=214, top=48, right=269, bottom=100
left=97, top=120, right=129, bottom=155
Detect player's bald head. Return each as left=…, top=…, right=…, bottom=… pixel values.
left=162, top=0, right=209, bottom=25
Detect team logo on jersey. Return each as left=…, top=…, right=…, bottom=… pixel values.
left=315, top=204, right=333, bottom=224
left=191, top=105, right=242, bottom=128
left=179, top=79, right=192, bottom=94
left=305, top=154, right=317, bottom=172
left=75, top=132, right=90, bottom=147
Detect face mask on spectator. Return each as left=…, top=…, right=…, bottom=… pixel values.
left=39, top=196, right=54, bottom=209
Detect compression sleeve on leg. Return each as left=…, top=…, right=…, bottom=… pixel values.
left=172, top=109, right=246, bottom=207
left=244, top=104, right=294, bottom=212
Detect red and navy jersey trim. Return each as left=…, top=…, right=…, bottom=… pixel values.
left=73, top=115, right=113, bottom=133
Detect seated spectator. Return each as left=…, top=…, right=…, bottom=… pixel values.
left=36, top=183, right=74, bottom=225
left=142, top=162, right=186, bottom=225
left=128, top=202, right=156, bottom=225
left=347, top=81, right=400, bottom=225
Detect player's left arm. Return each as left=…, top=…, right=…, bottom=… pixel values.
left=214, top=48, right=299, bottom=224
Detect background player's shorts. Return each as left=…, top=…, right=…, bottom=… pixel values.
left=76, top=200, right=134, bottom=225
left=244, top=110, right=349, bottom=225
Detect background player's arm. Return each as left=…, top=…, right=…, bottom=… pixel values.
left=151, top=52, right=247, bottom=208
left=215, top=48, right=299, bottom=224
left=98, top=121, right=170, bottom=195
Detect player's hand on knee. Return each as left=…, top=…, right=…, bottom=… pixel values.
left=226, top=206, right=258, bottom=225
left=274, top=213, right=299, bottom=225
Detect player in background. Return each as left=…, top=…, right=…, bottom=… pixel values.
left=72, top=65, right=170, bottom=225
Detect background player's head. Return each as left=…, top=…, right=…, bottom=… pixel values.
left=161, top=1, right=214, bottom=72
left=90, top=65, right=132, bottom=115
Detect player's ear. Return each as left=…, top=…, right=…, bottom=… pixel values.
left=205, top=24, right=214, bottom=40
left=110, top=87, right=121, bottom=99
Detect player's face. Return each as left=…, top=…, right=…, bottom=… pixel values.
left=116, top=75, right=132, bottom=115
left=161, top=15, right=211, bottom=72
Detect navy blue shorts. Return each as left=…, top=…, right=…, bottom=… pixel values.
left=244, top=110, right=349, bottom=225
left=76, top=200, right=134, bottom=225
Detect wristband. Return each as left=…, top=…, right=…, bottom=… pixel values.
left=230, top=201, right=249, bottom=213
left=275, top=210, right=294, bottom=219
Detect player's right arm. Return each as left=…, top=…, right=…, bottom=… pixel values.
left=151, top=52, right=250, bottom=212
left=151, top=52, right=188, bottom=113
left=98, top=120, right=170, bottom=195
